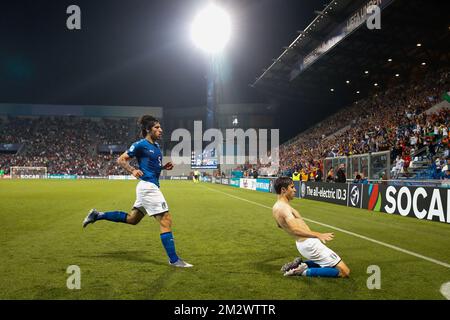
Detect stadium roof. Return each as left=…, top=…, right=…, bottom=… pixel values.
left=252, top=0, right=450, bottom=104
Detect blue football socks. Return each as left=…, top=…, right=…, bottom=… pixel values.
left=160, top=232, right=179, bottom=263
left=96, top=211, right=128, bottom=223
left=304, top=260, right=322, bottom=268
left=305, top=267, right=340, bottom=278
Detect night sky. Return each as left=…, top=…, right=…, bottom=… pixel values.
left=0, top=0, right=328, bottom=109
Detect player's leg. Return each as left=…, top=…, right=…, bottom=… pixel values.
left=137, top=181, right=193, bottom=267
left=154, top=212, right=193, bottom=267
left=82, top=208, right=144, bottom=227
left=125, top=208, right=145, bottom=225
left=285, top=239, right=345, bottom=278
left=153, top=212, right=181, bottom=263
left=334, top=260, right=351, bottom=278
left=83, top=180, right=147, bottom=228
left=154, top=211, right=173, bottom=233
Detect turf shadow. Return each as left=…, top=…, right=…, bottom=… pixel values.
left=251, top=255, right=291, bottom=275
left=78, top=250, right=167, bottom=266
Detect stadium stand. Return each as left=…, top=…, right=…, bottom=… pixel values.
left=251, top=0, right=450, bottom=183
left=0, top=116, right=139, bottom=176
left=277, top=67, right=450, bottom=180
left=0, top=67, right=448, bottom=180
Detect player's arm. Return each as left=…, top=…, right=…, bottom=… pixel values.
left=280, top=208, right=334, bottom=243
left=117, top=152, right=143, bottom=178
left=163, top=162, right=174, bottom=170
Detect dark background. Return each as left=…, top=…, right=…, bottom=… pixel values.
left=0, top=0, right=335, bottom=142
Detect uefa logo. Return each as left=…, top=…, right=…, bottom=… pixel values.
left=350, top=186, right=360, bottom=206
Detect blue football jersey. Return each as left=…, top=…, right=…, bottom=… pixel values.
left=126, top=139, right=162, bottom=187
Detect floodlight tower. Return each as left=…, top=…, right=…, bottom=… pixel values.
left=191, top=3, right=231, bottom=130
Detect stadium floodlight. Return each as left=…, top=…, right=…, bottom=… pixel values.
left=364, top=70, right=369, bottom=74
left=356, top=91, right=360, bottom=94
left=330, top=88, right=334, bottom=92
left=416, top=43, right=422, bottom=47
left=395, top=74, right=400, bottom=77
left=388, top=58, right=392, bottom=62
left=421, top=62, right=427, bottom=66
left=346, top=80, right=350, bottom=84
left=191, top=4, right=231, bottom=54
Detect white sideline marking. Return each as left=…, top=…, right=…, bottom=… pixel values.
left=203, top=185, right=450, bottom=269
left=440, top=282, right=450, bottom=300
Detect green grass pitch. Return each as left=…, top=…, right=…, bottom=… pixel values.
left=1, top=179, right=449, bottom=299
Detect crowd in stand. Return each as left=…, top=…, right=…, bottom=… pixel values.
left=0, top=116, right=136, bottom=175
left=1, top=68, right=449, bottom=180
left=277, top=67, right=450, bottom=181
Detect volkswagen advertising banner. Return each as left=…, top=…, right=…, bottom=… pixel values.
left=302, top=182, right=449, bottom=224
left=348, top=183, right=363, bottom=208
left=302, top=182, right=348, bottom=206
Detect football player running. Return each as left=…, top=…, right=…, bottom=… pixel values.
left=82, top=115, right=193, bottom=268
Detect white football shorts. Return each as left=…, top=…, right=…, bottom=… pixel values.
left=295, top=238, right=341, bottom=268
left=133, top=180, right=169, bottom=216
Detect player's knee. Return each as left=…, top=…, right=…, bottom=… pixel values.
left=339, top=267, right=350, bottom=278
left=127, top=216, right=140, bottom=225
left=161, top=219, right=172, bottom=229
left=162, top=213, right=172, bottom=226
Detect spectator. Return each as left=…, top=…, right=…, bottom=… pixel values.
left=326, top=168, right=334, bottom=183
left=315, top=168, right=323, bottom=182
left=335, top=164, right=346, bottom=183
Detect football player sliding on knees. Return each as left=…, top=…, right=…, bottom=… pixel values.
left=272, top=177, right=350, bottom=278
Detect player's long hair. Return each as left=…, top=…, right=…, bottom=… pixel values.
left=138, top=115, right=159, bottom=138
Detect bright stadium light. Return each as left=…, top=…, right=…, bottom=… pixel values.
left=191, top=4, right=231, bottom=54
